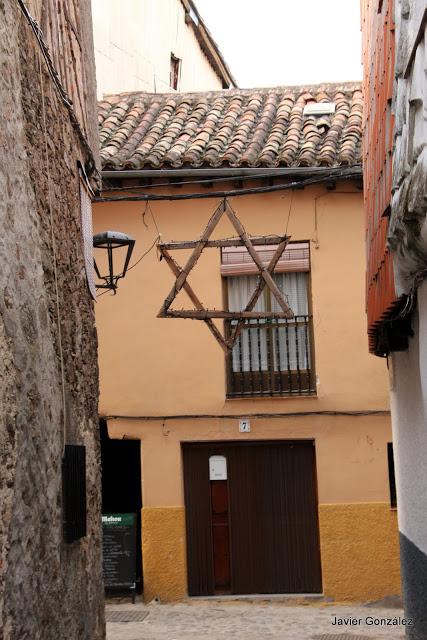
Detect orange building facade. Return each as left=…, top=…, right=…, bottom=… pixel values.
left=94, top=84, right=401, bottom=603
left=361, top=0, right=400, bottom=355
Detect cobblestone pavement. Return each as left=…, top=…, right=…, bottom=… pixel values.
left=106, top=599, right=407, bottom=640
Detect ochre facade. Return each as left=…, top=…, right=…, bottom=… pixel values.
left=141, top=507, right=187, bottom=603
left=107, top=415, right=400, bottom=602
left=94, top=181, right=400, bottom=602
left=319, top=503, right=400, bottom=602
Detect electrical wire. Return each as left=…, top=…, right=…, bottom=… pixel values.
left=399, top=268, right=427, bottom=317
left=39, top=51, right=68, bottom=456
left=149, top=201, right=161, bottom=238
left=96, top=288, right=112, bottom=298
left=127, top=234, right=161, bottom=273
left=96, top=204, right=162, bottom=296
left=104, top=410, right=391, bottom=421
left=284, top=190, right=294, bottom=236
left=95, top=231, right=161, bottom=297
left=17, top=0, right=96, bottom=175
left=95, top=170, right=362, bottom=203
left=78, top=161, right=96, bottom=199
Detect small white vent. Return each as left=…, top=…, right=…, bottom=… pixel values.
left=303, top=102, right=336, bottom=116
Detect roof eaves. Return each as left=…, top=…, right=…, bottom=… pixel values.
left=180, top=0, right=237, bottom=88
left=99, top=81, right=362, bottom=103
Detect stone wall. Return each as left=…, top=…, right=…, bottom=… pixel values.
left=0, top=1, right=104, bottom=639
left=390, top=0, right=427, bottom=294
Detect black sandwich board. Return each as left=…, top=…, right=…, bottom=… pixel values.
left=102, top=513, right=137, bottom=600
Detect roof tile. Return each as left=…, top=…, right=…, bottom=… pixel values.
left=99, top=83, right=362, bottom=170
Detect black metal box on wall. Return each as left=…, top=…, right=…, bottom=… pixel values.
left=62, top=444, right=87, bottom=544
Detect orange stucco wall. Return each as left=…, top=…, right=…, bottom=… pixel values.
left=107, top=414, right=392, bottom=508
left=107, top=413, right=399, bottom=603
left=94, top=181, right=398, bottom=602
left=93, top=182, right=390, bottom=418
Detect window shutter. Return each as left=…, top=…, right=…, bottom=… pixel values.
left=80, top=180, right=96, bottom=300
left=62, top=444, right=87, bottom=544
left=221, top=242, right=310, bottom=276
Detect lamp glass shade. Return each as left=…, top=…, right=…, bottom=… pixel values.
left=93, top=230, right=135, bottom=291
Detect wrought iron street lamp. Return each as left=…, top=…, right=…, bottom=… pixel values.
left=93, top=231, right=135, bottom=293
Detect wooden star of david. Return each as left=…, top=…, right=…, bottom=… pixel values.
left=157, top=199, right=294, bottom=353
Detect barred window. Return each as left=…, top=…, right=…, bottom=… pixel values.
left=222, top=243, right=315, bottom=398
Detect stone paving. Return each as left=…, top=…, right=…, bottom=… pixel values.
left=106, top=599, right=408, bottom=640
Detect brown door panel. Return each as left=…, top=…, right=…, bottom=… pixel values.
left=182, top=446, right=215, bottom=596
left=183, top=441, right=322, bottom=596
left=210, top=480, right=231, bottom=592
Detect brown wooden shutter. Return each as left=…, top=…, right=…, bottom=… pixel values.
left=182, top=446, right=215, bottom=596
left=227, top=441, right=322, bottom=594
left=62, top=445, right=87, bottom=544
left=221, top=241, right=310, bottom=276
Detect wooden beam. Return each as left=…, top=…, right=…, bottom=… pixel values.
left=159, top=235, right=289, bottom=250
left=230, top=236, right=290, bottom=344
left=158, top=199, right=226, bottom=316
left=157, top=198, right=295, bottom=352
left=158, top=248, right=231, bottom=353
left=224, top=201, right=294, bottom=318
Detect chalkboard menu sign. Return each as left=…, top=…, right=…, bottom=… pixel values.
left=102, top=513, right=136, bottom=592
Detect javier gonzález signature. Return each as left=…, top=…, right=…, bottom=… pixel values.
left=332, top=615, right=413, bottom=628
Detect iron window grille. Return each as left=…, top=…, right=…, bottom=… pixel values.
left=222, top=243, right=315, bottom=398
left=226, top=315, right=315, bottom=398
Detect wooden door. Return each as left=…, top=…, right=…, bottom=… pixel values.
left=182, top=440, right=322, bottom=596
left=182, top=445, right=215, bottom=596
left=227, top=441, right=322, bottom=594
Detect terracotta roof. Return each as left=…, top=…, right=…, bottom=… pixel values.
left=98, top=83, right=363, bottom=170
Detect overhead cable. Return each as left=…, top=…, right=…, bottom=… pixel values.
left=105, top=410, right=391, bottom=421
left=16, top=0, right=96, bottom=171
left=101, top=165, right=363, bottom=192
left=95, top=170, right=362, bottom=203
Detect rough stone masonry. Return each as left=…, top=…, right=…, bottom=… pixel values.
left=0, top=1, right=105, bottom=638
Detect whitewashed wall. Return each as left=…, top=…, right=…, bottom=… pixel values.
left=92, top=0, right=224, bottom=97
left=389, top=4, right=427, bottom=637
left=390, top=279, right=427, bottom=636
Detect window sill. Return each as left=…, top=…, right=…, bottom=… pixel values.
left=225, top=392, right=318, bottom=401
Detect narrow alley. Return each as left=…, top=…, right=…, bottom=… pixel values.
left=106, top=600, right=406, bottom=640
